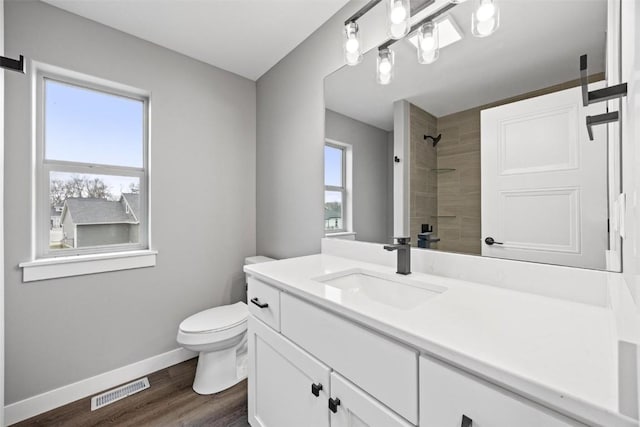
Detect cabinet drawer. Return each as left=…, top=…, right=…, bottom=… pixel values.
left=419, top=356, right=586, bottom=427
left=281, top=293, right=418, bottom=424
left=248, top=277, right=281, bottom=331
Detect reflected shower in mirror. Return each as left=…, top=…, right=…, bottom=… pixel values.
left=324, top=0, right=620, bottom=271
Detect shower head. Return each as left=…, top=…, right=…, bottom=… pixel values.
left=424, top=134, right=442, bottom=147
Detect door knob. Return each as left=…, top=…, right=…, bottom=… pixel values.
left=311, top=383, right=323, bottom=397
left=328, top=397, right=341, bottom=413
left=484, top=237, right=503, bottom=246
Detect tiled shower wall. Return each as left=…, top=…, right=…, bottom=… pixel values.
left=409, top=104, right=438, bottom=248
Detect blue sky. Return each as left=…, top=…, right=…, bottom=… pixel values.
left=324, top=146, right=342, bottom=204
left=45, top=79, right=143, bottom=168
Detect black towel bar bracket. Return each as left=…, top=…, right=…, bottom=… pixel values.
left=0, top=54, right=25, bottom=74
left=580, top=54, right=627, bottom=141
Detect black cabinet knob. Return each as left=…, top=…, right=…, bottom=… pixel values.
left=484, top=237, right=503, bottom=246
left=311, top=383, right=323, bottom=397
left=328, top=397, right=341, bottom=413
left=461, top=414, right=473, bottom=427
left=250, top=297, right=269, bottom=309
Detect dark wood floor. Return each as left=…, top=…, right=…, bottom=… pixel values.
left=13, top=358, right=250, bottom=427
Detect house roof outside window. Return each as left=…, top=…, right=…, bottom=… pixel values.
left=60, top=193, right=140, bottom=225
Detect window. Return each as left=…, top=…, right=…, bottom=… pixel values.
left=35, top=70, right=149, bottom=259
left=324, top=143, right=346, bottom=232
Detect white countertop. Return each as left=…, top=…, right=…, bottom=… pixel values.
left=244, top=254, right=637, bottom=427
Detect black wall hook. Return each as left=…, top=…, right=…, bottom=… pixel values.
left=424, top=134, right=442, bottom=147
left=580, top=54, right=627, bottom=141
left=0, top=54, right=25, bottom=74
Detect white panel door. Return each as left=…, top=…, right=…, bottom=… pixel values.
left=481, top=84, right=608, bottom=269
left=329, top=372, right=413, bottom=427
left=248, top=317, right=331, bottom=427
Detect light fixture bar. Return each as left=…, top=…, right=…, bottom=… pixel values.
left=410, top=0, right=437, bottom=18
left=344, top=0, right=383, bottom=25
left=378, top=1, right=456, bottom=51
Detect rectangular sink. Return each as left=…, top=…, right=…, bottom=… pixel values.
left=313, top=269, right=446, bottom=310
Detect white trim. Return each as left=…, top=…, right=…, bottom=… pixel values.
left=325, top=231, right=357, bottom=240
left=19, top=250, right=157, bottom=282
left=32, top=62, right=151, bottom=260
left=4, top=347, right=195, bottom=426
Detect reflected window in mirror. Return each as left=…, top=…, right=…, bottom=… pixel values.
left=324, top=142, right=349, bottom=233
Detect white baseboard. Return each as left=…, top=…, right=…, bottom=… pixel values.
left=4, top=347, right=196, bottom=426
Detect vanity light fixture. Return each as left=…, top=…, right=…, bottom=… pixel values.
left=387, top=0, right=411, bottom=39
left=342, top=0, right=500, bottom=84
left=472, top=0, right=500, bottom=37
left=343, top=22, right=363, bottom=66
left=377, top=48, right=395, bottom=85
left=417, top=21, right=439, bottom=64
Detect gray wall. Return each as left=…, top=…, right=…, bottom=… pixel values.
left=325, top=109, right=391, bottom=243
left=256, top=1, right=388, bottom=258
left=1, top=0, right=5, bottom=419
left=4, top=0, right=256, bottom=404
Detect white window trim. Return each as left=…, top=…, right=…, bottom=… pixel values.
left=19, top=250, right=158, bottom=282
left=21, top=62, right=155, bottom=281
left=324, top=138, right=353, bottom=235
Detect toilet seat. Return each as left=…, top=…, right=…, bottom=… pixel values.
left=179, top=301, right=248, bottom=334
left=177, top=302, right=248, bottom=348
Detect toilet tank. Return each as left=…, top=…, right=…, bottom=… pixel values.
left=244, top=256, right=275, bottom=266
left=244, top=256, right=275, bottom=284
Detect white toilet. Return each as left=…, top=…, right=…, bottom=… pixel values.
left=177, top=256, right=274, bottom=395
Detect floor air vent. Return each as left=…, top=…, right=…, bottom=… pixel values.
left=91, top=377, right=150, bottom=411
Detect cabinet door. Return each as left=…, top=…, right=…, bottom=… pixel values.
left=329, top=372, right=414, bottom=427
left=248, top=316, right=331, bottom=427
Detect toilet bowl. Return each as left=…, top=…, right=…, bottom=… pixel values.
left=177, top=301, right=248, bottom=394
left=177, top=256, right=274, bottom=395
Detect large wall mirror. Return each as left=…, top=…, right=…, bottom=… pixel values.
left=324, top=0, right=622, bottom=271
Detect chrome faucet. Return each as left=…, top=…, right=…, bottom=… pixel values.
left=384, top=237, right=411, bottom=275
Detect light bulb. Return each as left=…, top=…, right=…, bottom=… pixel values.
left=386, top=0, right=410, bottom=39
left=472, top=0, right=499, bottom=37
left=376, top=48, right=394, bottom=85
left=345, top=37, right=359, bottom=53
left=343, top=22, right=363, bottom=66
left=476, top=1, right=496, bottom=21
left=390, top=2, right=407, bottom=24
left=475, top=17, right=496, bottom=35
left=379, top=59, right=392, bottom=74
left=417, top=21, right=439, bottom=65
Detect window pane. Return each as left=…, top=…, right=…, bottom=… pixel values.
left=49, top=172, right=141, bottom=250
left=325, top=191, right=343, bottom=231
left=324, top=145, right=343, bottom=187
left=45, top=79, right=144, bottom=168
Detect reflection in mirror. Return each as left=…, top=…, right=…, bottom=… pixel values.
left=324, top=0, right=619, bottom=271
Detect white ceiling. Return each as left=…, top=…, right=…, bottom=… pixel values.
left=325, top=0, right=607, bottom=130
left=42, top=0, right=350, bottom=81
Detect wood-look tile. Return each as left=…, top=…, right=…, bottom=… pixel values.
left=12, top=358, right=249, bottom=427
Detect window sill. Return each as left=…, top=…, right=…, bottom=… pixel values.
left=325, top=231, right=357, bottom=240
left=19, top=250, right=157, bottom=282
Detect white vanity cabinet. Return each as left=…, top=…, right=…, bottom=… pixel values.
left=248, top=276, right=592, bottom=427
left=248, top=278, right=418, bottom=427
